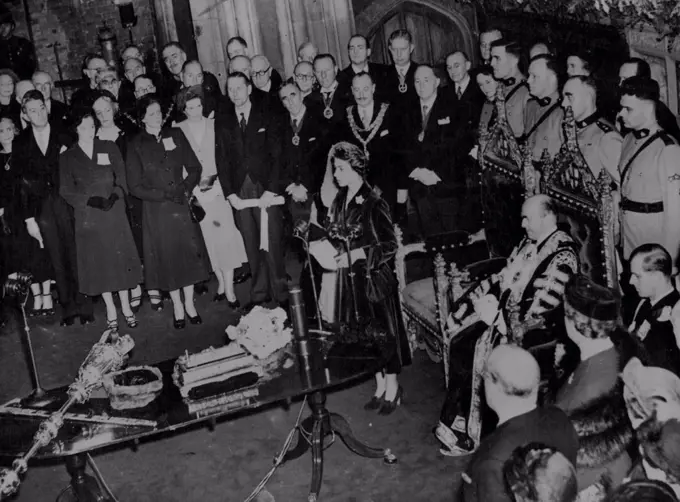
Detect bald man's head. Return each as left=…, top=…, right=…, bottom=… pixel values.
left=229, top=55, right=251, bottom=78
left=181, top=60, right=204, bottom=87
left=485, top=345, right=540, bottom=401
left=251, top=55, right=272, bottom=90
left=414, top=65, right=439, bottom=101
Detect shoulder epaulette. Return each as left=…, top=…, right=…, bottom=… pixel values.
left=659, top=131, right=677, bottom=146
left=596, top=119, right=614, bottom=133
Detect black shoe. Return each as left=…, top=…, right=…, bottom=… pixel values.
left=213, top=293, right=226, bottom=302
left=233, top=270, right=251, bottom=285
left=80, top=314, right=95, bottom=326
left=195, top=282, right=209, bottom=296
left=378, top=386, right=404, bottom=415
left=60, top=314, right=78, bottom=327
left=227, top=299, right=241, bottom=310
left=173, top=314, right=186, bottom=330
left=364, top=392, right=385, bottom=411
left=188, top=314, right=202, bottom=325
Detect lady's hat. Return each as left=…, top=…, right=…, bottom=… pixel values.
left=564, top=274, right=620, bottom=338
left=623, top=357, right=680, bottom=427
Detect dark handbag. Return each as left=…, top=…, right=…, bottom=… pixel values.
left=188, top=194, right=205, bottom=223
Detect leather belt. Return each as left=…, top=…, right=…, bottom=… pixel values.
left=621, top=197, right=664, bottom=213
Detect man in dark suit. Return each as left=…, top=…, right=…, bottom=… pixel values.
left=306, top=53, right=353, bottom=141
left=338, top=35, right=388, bottom=100
left=462, top=345, right=579, bottom=502
left=14, top=90, right=94, bottom=326
left=408, top=65, right=475, bottom=236
left=70, top=53, right=107, bottom=108
left=160, top=42, right=221, bottom=107
left=215, top=72, right=287, bottom=310
left=32, top=71, right=70, bottom=127
left=338, top=71, right=410, bottom=223
left=251, top=55, right=285, bottom=115
left=174, top=60, right=225, bottom=120
left=383, top=29, right=420, bottom=117
left=445, top=51, right=484, bottom=135
left=278, top=79, right=329, bottom=224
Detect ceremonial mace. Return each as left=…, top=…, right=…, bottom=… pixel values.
left=2, top=273, right=47, bottom=405
left=0, top=330, right=135, bottom=499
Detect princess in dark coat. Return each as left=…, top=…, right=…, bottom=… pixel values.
left=312, top=142, right=411, bottom=415
left=59, top=109, right=142, bottom=330
left=125, top=94, right=210, bottom=329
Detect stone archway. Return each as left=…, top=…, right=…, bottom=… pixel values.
left=355, top=0, right=478, bottom=65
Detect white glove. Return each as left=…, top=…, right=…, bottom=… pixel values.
left=25, top=218, right=44, bottom=248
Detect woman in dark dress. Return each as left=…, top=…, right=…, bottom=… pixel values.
left=126, top=94, right=210, bottom=329
left=312, top=142, right=411, bottom=415
left=0, top=69, right=21, bottom=127
left=59, top=109, right=142, bottom=330
left=92, top=90, right=146, bottom=312
left=0, top=114, right=54, bottom=315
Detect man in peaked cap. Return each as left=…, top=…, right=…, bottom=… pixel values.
left=0, top=7, right=36, bottom=80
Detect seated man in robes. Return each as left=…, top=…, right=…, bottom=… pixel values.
left=435, top=194, right=579, bottom=456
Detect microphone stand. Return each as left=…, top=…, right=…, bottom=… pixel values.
left=293, top=220, right=332, bottom=336
left=3, top=273, right=47, bottom=405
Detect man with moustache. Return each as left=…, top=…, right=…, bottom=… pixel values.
left=490, top=39, right=531, bottom=138
left=338, top=35, right=388, bottom=99
left=215, top=72, right=287, bottom=311
left=338, top=71, right=410, bottom=224
left=408, top=65, right=473, bottom=236
left=523, top=54, right=564, bottom=161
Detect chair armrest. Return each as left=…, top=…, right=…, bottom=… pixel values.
left=394, top=224, right=426, bottom=293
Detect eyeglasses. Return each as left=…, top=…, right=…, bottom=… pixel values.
left=136, top=87, right=154, bottom=95
left=101, top=78, right=119, bottom=86
left=252, top=67, right=271, bottom=78
left=295, top=73, right=314, bottom=81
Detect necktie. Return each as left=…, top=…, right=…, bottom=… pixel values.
left=456, top=85, right=462, bottom=99
left=361, top=110, right=370, bottom=128
left=633, top=128, right=650, bottom=139
left=239, top=112, right=246, bottom=132
left=422, top=105, right=429, bottom=128
left=292, top=118, right=298, bottom=131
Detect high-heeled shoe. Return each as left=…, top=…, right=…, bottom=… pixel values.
left=80, top=314, right=95, bottom=325
left=107, top=318, right=119, bottom=331
left=188, top=313, right=202, bottom=325
left=124, top=314, right=138, bottom=328
left=41, top=294, right=55, bottom=316
left=29, top=295, right=42, bottom=317
left=212, top=292, right=226, bottom=302
left=130, top=291, right=143, bottom=313
left=173, top=314, right=186, bottom=330
left=227, top=298, right=241, bottom=311
left=149, top=293, right=164, bottom=312
left=378, top=386, right=403, bottom=416
left=363, top=392, right=386, bottom=411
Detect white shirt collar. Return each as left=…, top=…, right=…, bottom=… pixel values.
left=456, top=75, right=471, bottom=94
left=395, top=62, right=411, bottom=76
left=235, top=100, right=252, bottom=122
left=357, top=102, right=374, bottom=121
left=290, top=105, right=306, bottom=123
left=419, top=92, right=438, bottom=111
left=351, top=62, right=369, bottom=74
left=261, top=81, right=272, bottom=93
left=320, top=81, right=338, bottom=94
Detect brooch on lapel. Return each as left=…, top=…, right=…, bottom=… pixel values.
left=658, top=306, right=672, bottom=322
left=355, top=195, right=364, bottom=204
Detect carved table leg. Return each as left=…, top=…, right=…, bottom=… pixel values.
left=329, top=413, right=396, bottom=463
left=55, top=454, right=111, bottom=502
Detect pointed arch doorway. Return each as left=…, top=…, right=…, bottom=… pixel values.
left=355, top=0, right=478, bottom=68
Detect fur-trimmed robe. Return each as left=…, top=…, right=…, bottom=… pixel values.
left=554, top=347, right=634, bottom=491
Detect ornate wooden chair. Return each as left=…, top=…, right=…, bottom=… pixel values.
left=538, top=107, right=619, bottom=289
left=396, top=88, right=533, bottom=383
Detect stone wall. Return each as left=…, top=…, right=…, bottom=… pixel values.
left=6, top=0, right=157, bottom=85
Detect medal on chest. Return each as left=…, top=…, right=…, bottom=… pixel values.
left=398, top=74, right=407, bottom=94
left=323, top=107, right=334, bottom=119
left=292, top=135, right=300, bottom=146
left=322, top=92, right=334, bottom=119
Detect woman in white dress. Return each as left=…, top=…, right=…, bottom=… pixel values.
left=175, top=86, right=247, bottom=308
